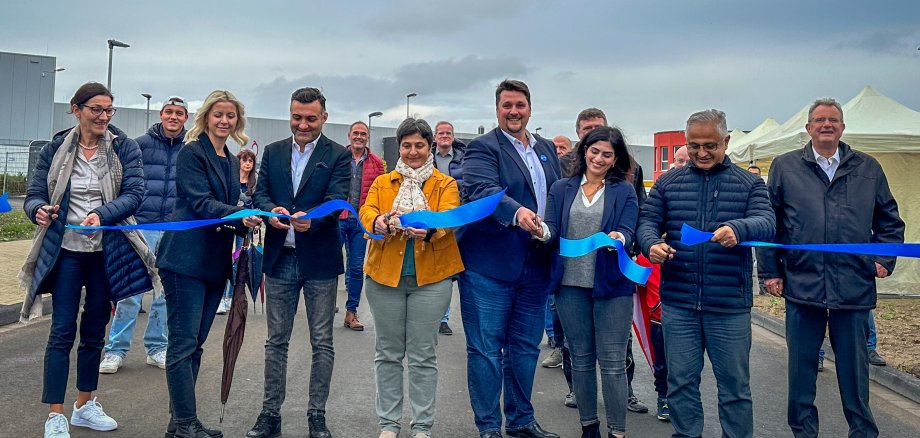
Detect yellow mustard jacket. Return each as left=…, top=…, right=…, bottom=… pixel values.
left=359, top=169, right=465, bottom=288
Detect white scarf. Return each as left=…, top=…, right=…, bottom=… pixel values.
left=392, top=153, right=435, bottom=219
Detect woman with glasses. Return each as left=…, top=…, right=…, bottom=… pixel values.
left=21, top=81, right=159, bottom=438
left=542, top=126, right=639, bottom=438
left=359, top=118, right=464, bottom=438
left=155, top=90, right=262, bottom=438
left=217, top=148, right=258, bottom=314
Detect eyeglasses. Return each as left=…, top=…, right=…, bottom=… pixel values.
left=79, top=105, right=117, bottom=117
left=810, top=117, right=841, bottom=124
left=686, top=143, right=721, bottom=152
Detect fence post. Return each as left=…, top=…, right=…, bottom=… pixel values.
left=2, top=151, right=7, bottom=194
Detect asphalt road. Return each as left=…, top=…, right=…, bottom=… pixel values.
left=2, top=285, right=919, bottom=437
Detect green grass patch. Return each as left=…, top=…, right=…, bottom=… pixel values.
left=0, top=209, right=36, bottom=241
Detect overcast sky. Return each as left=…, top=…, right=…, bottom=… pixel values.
left=3, top=1, right=919, bottom=144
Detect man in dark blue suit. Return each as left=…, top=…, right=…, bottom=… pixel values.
left=247, top=87, right=351, bottom=438
left=458, top=79, right=561, bottom=438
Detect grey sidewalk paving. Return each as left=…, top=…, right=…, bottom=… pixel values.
left=2, top=286, right=920, bottom=437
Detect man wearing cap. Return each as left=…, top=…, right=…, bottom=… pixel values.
left=99, top=96, right=189, bottom=374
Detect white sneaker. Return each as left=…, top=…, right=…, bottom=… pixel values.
left=70, top=397, right=118, bottom=431
left=216, top=298, right=231, bottom=315
left=146, top=350, right=167, bottom=369
left=378, top=432, right=398, bottom=438
left=44, top=412, right=70, bottom=438
left=98, top=353, right=123, bottom=374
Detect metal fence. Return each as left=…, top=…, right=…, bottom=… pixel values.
left=0, top=143, right=42, bottom=195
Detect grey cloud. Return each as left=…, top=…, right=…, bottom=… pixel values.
left=367, top=0, right=524, bottom=35
left=832, top=30, right=920, bottom=56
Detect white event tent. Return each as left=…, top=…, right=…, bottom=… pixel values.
left=734, top=86, right=920, bottom=294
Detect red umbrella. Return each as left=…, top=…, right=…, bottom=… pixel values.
left=220, top=234, right=252, bottom=422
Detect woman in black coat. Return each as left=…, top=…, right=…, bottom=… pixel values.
left=155, top=90, right=261, bottom=438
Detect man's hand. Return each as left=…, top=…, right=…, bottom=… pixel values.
left=710, top=225, right=738, bottom=247
left=648, top=242, right=676, bottom=264
left=242, top=215, right=263, bottom=228
left=765, top=278, right=784, bottom=297
left=269, top=206, right=291, bottom=230
left=875, top=262, right=890, bottom=278
left=36, top=204, right=59, bottom=228
left=290, top=212, right=311, bottom=232
left=515, top=207, right=542, bottom=235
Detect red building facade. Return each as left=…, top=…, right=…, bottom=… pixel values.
left=653, top=130, right=687, bottom=180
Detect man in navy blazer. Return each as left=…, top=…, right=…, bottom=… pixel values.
left=247, top=87, right=350, bottom=438
left=458, top=79, right=561, bottom=438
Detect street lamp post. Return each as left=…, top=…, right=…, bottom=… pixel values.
left=106, top=39, right=130, bottom=91
left=41, top=67, right=65, bottom=78
left=535, top=127, right=543, bottom=137
left=368, top=111, right=383, bottom=153
left=406, top=93, right=417, bottom=119
left=141, top=93, right=152, bottom=128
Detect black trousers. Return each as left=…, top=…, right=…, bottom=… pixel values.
left=785, top=300, right=878, bottom=438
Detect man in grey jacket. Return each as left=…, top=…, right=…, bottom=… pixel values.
left=758, top=98, right=905, bottom=438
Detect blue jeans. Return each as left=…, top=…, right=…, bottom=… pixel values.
left=43, top=250, right=112, bottom=404
left=786, top=301, right=877, bottom=438
left=261, top=253, right=337, bottom=415
left=544, top=295, right=555, bottom=340
left=651, top=321, right=669, bottom=398
left=105, top=229, right=168, bottom=357
left=340, top=216, right=367, bottom=312
left=662, top=304, right=753, bottom=438
left=459, top=267, right=549, bottom=434
left=161, top=269, right=223, bottom=422
left=555, top=287, right=632, bottom=436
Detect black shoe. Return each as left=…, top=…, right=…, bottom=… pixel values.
left=507, top=423, right=559, bottom=438
left=308, top=412, right=332, bottom=438
left=581, top=422, right=601, bottom=438
left=165, top=417, right=176, bottom=438
left=481, top=433, right=503, bottom=438
left=868, top=349, right=887, bottom=366
left=439, top=321, right=453, bottom=335
left=817, top=356, right=824, bottom=372
left=246, top=413, right=281, bottom=438
left=174, top=420, right=223, bottom=438
left=626, top=395, right=649, bottom=413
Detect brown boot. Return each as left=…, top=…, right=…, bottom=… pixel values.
left=344, top=310, right=364, bottom=331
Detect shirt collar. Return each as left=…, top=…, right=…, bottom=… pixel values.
left=501, top=129, right=536, bottom=150
left=292, top=136, right=319, bottom=154
left=436, top=146, right=454, bottom=158
left=813, top=146, right=840, bottom=165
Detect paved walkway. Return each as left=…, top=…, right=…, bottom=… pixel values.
left=0, top=239, right=32, bottom=305
left=1, top=286, right=919, bottom=437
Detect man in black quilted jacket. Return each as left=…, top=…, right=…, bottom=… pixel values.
left=637, top=109, right=775, bottom=438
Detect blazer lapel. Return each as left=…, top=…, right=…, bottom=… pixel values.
left=600, top=183, right=616, bottom=228
left=496, top=130, right=537, bottom=201
left=283, top=136, right=295, bottom=201
left=534, top=139, right=558, bottom=183
left=560, top=178, right=580, bottom=239
left=201, top=137, right=230, bottom=203
left=295, top=135, right=329, bottom=198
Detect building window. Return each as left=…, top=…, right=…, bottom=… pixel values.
left=660, top=147, right=669, bottom=171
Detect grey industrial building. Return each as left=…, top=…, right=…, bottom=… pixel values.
left=3, top=50, right=653, bottom=193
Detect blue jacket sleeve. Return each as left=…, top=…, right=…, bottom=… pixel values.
left=617, top=186, right=639, bottom=251
left=24, top=141, right=55, bottom=223
left=722, top=176, right=775, bottom=243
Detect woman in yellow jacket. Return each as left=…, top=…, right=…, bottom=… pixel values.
left=359, top=118, right=464, bottom=438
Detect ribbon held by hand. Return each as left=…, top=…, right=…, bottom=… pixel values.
left=560, top=233, right=652, bottom=285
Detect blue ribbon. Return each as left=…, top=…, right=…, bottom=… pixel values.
left=560, top=233, right=652, bottom=285
left=399, top=190, right=505, bottom=229
left=680, top=223, right=920, bottom=258
left=0, top=193, right=11, bottom=213
left=66, top=200, right=384, bottom=240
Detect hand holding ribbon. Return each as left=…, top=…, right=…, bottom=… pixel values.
left=560, top=233, right=652, bottom=285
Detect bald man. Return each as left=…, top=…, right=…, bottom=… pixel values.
left=552, top=135, right=572, bottom=157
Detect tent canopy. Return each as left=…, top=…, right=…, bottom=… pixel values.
left=727, top=118, right=780, bottom=162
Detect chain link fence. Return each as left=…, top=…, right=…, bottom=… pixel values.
left=0, top=141, right=45, bottom=196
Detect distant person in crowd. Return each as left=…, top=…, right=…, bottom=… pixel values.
left=671, top=145, right=689, bottom=170
left=99, top=96, right=187, bottom=374
left=216, top=147, right=258, bottom=315
left=543, top=126, right=639, bottom=438
left=22, top=81, right=158, bottom=438
left=340, top=120, right=386, bottom=331
left=247, top=87, right=350, bottom=438
left=156, top=89, right=262, bottom=438
left=747, top=165, right=761, bottom=176
left=555, top=107, right=649, bottom=415
left=759, top=98, right=904, bottom=438
left=458, top=79, right=561, bottom=438
left=359, top=117, right=465, bottom=438
left=638, top=109, right=775, bottom=438
left=432, top=120, right=465, bottom=335
left=552, top=135, right=573, bottom=157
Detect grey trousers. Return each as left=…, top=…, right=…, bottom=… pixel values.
left=261, top=253, right=338, bottom=415
left=365, top=275, right=452, bottom=435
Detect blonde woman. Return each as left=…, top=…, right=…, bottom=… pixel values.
left=155, top=90, right=262, bottom=438
left=360, top=118, right=464, bottom=438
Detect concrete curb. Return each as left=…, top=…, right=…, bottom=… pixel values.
left=0, top=298, right=52, bottom=327
left=751, top=308, right=920, bottom=405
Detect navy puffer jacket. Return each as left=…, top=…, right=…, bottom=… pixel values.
left=637, top=157, right=775, bottom=312
left=24, top=125, right=151, bottom=302
left=134, top=123, right=184, bottom=224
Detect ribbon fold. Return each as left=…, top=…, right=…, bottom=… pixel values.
left=399, top=190, right=505, bottom=229
left=680, top=224, right=920, bottom=258
left=560, top=233, right=652, bottom=285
